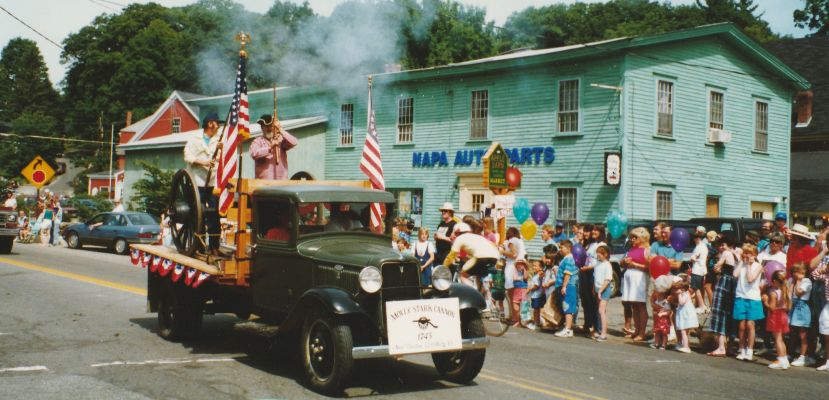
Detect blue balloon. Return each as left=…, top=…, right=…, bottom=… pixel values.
left=572, top=244, right=587, bottom=267
left=606, top=211, right=628, bottom=239
left=514, top=198, right=530, bottom=224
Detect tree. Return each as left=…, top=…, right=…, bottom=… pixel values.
left=130, top=160, right=173, bottom=217
left=0, top=38, right=59, bottom=123
left=794, top=0, right=828, bottom=35
left=0, top=111, right=62, bottom=178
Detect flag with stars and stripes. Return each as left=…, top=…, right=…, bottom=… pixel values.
left=359, top=80, right=385, bottom=231
left=217, top=55, right=250, bottom=216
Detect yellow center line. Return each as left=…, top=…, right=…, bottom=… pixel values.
left=478, top=372, right=588, bottom=400
left=483, top=369, right=608, bottom=400
left=0, top=257, right=146, bottom=296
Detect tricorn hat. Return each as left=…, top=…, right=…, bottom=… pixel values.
left=256, top=114, right=274, bottom=125
left=202, top=112, right=224, bottom=128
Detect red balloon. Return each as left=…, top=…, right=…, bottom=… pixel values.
left=649, top=256, right=671, bottom=279
left=505, top=166, right=522, bottom=188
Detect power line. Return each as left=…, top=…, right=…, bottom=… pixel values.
left=0, top=132, right=114, bottom=145
left=87, top=0, right=118, bottom=12
left=96, top=0, right=126, bottom=7
left=0, top=5, right=64, bottom=51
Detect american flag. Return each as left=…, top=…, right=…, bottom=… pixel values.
left=359, top=79, right=385, bottom=231
left=217, top=55, right=250, bottom=216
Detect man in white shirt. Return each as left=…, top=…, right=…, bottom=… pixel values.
left=442, top=222, right=499, bottom=290
left=183, top=112, right=223, bottom=254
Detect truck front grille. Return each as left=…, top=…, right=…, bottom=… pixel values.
left=315, top=265, right=360, bottom=293
left=0, top=214, right=6, bottom=223
left=380, top=261, right=420, bottom=289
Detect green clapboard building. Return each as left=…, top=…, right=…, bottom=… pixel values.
left=121, top=23, right=808, bottom=254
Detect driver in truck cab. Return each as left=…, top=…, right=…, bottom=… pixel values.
left=442, top=221, right=500, bottom=291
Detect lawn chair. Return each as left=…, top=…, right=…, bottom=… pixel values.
left=19, top=217, right=42, bottom=244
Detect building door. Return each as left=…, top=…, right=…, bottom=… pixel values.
left=750, top=201, right=774, bottom=219
left=705, top=196, right=720, bottom=217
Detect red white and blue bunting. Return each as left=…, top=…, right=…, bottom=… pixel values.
left=129, top=249, right=214, bottom=288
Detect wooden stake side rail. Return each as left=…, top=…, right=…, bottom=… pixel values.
left=229, top=178, right=371, bottom=194
left=132, top=244, right=221, bottom=275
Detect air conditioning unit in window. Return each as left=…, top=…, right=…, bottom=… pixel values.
left=708, top=127, right=732, bottom=144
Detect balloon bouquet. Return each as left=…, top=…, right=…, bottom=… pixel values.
left=513, top=198, right=549, bottom=241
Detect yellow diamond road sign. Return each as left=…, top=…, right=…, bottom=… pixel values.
left=21, top=156, right=55, bottom=188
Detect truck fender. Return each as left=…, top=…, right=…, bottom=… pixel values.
left=280, top=287, right=374, bottom=334
left=426, top=283, right=487, bottom=311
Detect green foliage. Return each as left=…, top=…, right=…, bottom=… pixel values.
left=130, top=160, right=173, bottom=217
left=67, top=193, right=113, bottom=221
left=0, top=111, right=62, bottom=178
left=794, top=0, right=828, bottom=35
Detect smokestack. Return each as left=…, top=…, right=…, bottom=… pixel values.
left=125, top=111, right=133, bottom=127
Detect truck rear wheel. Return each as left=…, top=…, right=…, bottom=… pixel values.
left=0, top=237, right=12, bottom=254
left=157, top=284, right=203, bottom=341
left=432, top=314, right=486, bottom=384
left=300, top=313, right=354, bottom=395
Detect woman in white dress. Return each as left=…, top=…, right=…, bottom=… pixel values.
left=621, top=227, right=651, bottom=341
left=500, top=226, right=526, bottom=308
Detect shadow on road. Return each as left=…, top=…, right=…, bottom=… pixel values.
left=129, top=315, right=471, bottom=397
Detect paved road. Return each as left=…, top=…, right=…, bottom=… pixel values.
left=0, top=243, right=825, bottom=399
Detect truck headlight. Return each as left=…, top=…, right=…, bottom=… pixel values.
left=7, top=214, right=16, bottom=222
left=431, top=265, right=452, bottom=291
left=359, top=266, right=382, bottom=293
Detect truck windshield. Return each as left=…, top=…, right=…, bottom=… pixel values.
left=297, top=202, right=390, bottom=235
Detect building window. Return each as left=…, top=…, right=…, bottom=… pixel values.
left=397, top=97, right=413, bottom=143
left=388, top=189, right=423, bottom=229
left=339, top=104, right=354, bottom=146
left=171, top=117, right=181, bottom=134
left=557, top=79, right=580, bottom=133
left=657, top=80, right=673, bottom=136
left=556, top=188, right=577, bottom=231
left=708, top=91, right=724, bottom=130
left=656, top=190, right=673, bottom=220
left=755, top=101, right=768, bottom=152
left=469, top=90, right=488, bottom=139
left=751, top=211, right=764, bottom=219
left=471, top=194, right=485, bottom=213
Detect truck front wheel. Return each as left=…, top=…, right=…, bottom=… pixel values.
left=157, top=284, right=203, bottom=341
left=300, top=313, right=354, bottom=395
left=431, top=314, right=486, bottom=384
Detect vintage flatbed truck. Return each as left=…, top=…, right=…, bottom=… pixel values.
left=131, top=170, right=488, bottom=394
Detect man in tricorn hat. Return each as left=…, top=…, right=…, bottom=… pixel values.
left=249, top=114, right=298, bottom=180
left=183, top=112, right=223, bottom=254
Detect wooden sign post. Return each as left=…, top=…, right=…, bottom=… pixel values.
left=482, top=143, right=518, bottom=245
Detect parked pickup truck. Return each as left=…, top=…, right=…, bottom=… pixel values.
left=689, top=217, right=765, bottom=244
left=0, top=207, right=20, bottom=254
left=132, top=173, right=488, bottom=395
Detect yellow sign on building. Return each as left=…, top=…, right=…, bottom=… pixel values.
left=21, top=156, right=55, bottom=188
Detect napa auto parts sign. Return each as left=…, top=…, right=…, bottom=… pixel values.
left=385, top=298, right=462, bottom=355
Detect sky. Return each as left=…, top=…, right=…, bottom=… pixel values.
left=0, top=0, right=816, bottom=89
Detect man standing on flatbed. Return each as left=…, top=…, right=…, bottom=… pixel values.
left=249, top=114, right=298, bottom=180
left=184, top=112, right=223, bottom=254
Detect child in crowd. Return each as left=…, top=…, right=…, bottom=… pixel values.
left=554, top=240, right=579, bottom=337
left=765, top=270, right=791, bottom=369
left=489, top=259, right=506, bottom=316
left=413, top=228, right=435, bottom=286
left=395, top=237, right=411, bottom=257
left=689, top=230, right=709, bottom=312
left=673, top=277, right=698, bottom=353
left=528, top=260, right=545, bottom=331
left=733, top=244, right=764, bottom=361
left=593, top=245, right=613, bottom=341
left=811, top=255, right=829, bottom=371
left=651, top=282, right=672, bottom=350
left=788, top=262, right=812, bottom=367
left=511, top=258, right=530, bottom=327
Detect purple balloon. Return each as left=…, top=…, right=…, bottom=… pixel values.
left=531, top=203, right=549, bottom=225
left=669, top=228, right=690, bottom=252
left=764, top=261, right=786, bottom=283
left=572, top=244, right=587, bottom=267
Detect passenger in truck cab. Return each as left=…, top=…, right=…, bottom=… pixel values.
left=264, top=211, right=290, bottom=241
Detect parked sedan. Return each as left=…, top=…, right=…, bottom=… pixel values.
left=63, top=212, right=160, bottom=254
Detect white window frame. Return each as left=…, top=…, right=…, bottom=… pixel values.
left=754, top=100, right=768, bottom=152
left=397, top=96, right=414, bottom=144
left=339, top=103, right=354, bottom=147
left=457, top=173, right=491, bottom=213
left=655, top=79, right=674, bottom=136
left=655, top=189, right=673, bottom=220
left=469, top=89, right=489, bottom=140
left=707, top=88, right=725, bottom=131
left=555, top=187, right=579, bottom=230
left=556, top=78, right=581, bottom=134
left=171, top=117, right=181, bottom=134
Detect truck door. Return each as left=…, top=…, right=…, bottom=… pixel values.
left=251, top=199, right=297, bottom=314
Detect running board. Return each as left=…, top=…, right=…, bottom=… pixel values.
left=352, top=337, right=489, bottom=360
left=233, top=320, right=280, bottom=337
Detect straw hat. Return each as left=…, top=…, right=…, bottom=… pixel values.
left=789, top=224, right=813, bottom=240
left=438, top=202, right=455, bottom=212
